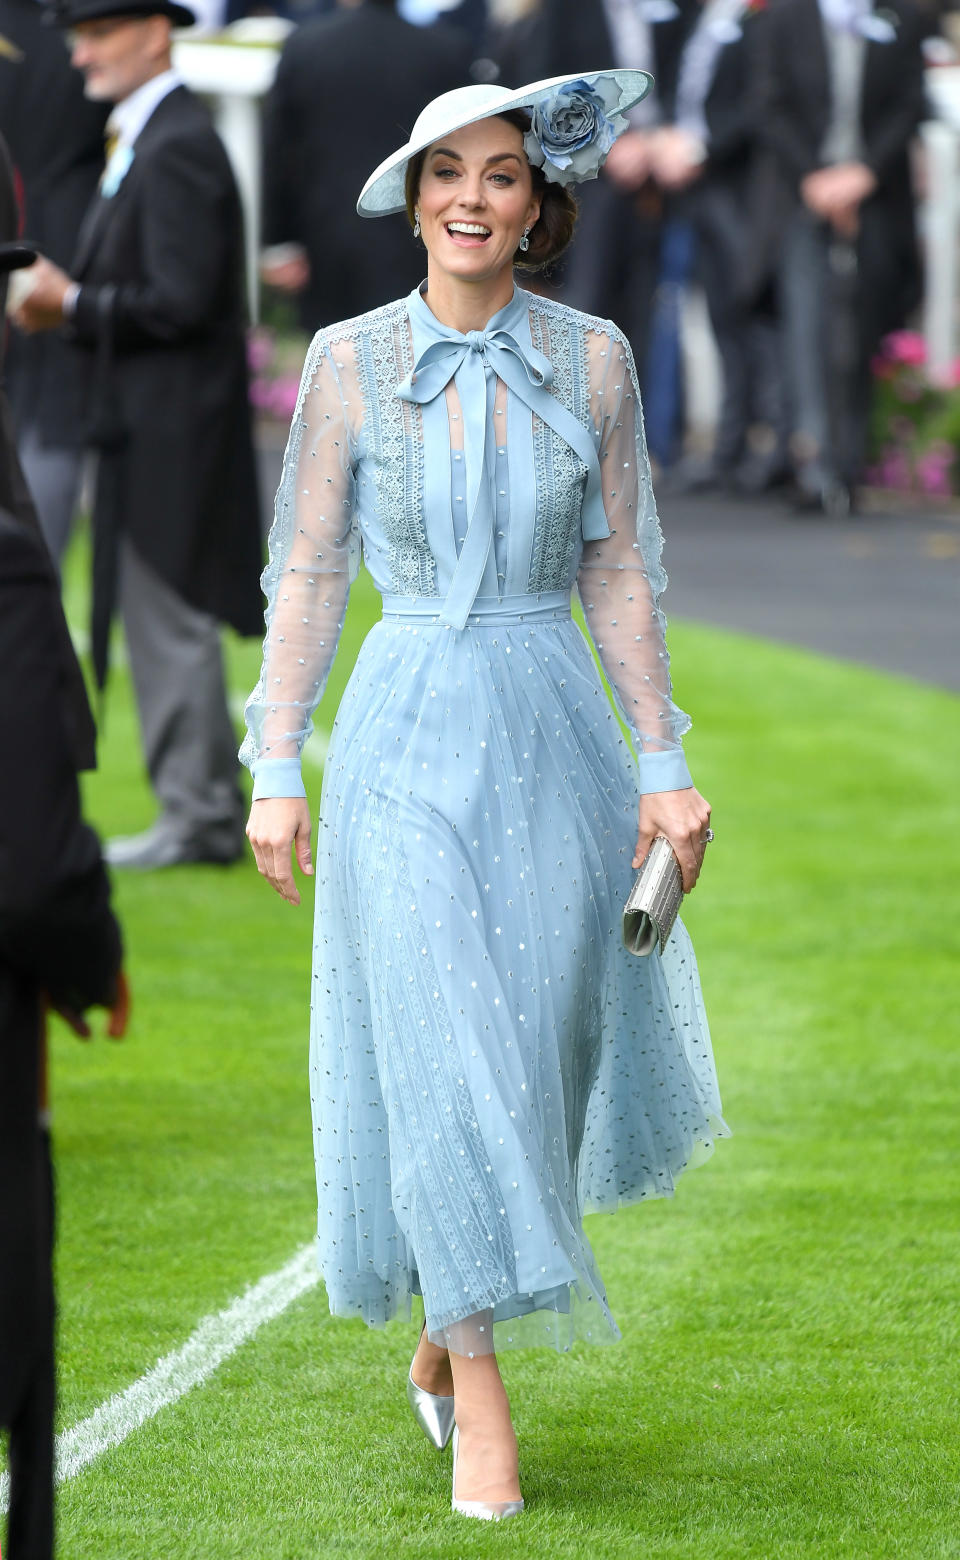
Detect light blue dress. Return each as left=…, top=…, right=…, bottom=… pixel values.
left=242, top=284, right=728, bottom=1356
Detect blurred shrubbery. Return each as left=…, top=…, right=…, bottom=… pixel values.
left=868, top=330, right=960, bottom=498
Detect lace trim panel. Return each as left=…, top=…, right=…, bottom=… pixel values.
left=526, top=300, right=589, bottom=594
left=344, top=300, right=435, bottom=599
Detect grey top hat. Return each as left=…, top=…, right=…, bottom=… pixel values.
left=357, top=70, right=653, bottom=218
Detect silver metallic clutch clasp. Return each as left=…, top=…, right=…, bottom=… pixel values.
left=622, top=834, right=683, bottom=957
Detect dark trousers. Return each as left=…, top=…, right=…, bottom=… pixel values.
left=690, top=181, right=787, bottom=472
left=778, top=203, right=910, bottom=489
left=5, top=1130, right=55, bottom=1560
left=118, top=538, right=244, bottom=848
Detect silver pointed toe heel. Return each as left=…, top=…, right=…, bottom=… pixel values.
left=406, top=1364, right=455, bottom=1451
left=450, top=1426, right=524, bottom=1521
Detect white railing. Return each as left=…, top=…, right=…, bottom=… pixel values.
left=922, top=66, right=960, bottom=381
left=173, top=30, right=285, bottom=318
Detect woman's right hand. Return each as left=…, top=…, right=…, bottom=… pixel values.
left=246, top=797, right=314, bottom=906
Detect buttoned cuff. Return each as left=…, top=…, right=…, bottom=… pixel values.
left=251, top=758, right=307, bottom=801
left=69, top=284, right=101, bottom=344
left=636, top=749, right=693, bottom=795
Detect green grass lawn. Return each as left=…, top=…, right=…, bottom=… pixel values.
left=34, top=541, right=960, bottom=1558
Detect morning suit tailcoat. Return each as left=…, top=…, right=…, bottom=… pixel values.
left=261, top=3, right=473, bottom=329
left=0, top=0, right=108, bottom=448
left=759, top=0, right=927, bottom=335
left=675, top=10, right=773, bottom=311
left=691, top=13, right=766, bottom=195
left=666, top=11, right=787, bottom=472
left=68, top=84, right=263, bottom=635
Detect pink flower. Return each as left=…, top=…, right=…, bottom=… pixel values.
left=882, top=330, right=926, bottom=368
left=916, top=442, right=955, bottom=496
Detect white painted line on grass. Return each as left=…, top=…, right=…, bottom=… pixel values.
left=0, top=1244, right=319, bottom=1510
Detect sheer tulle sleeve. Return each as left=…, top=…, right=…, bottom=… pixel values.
left=576, top=325, right=693, bottom=795
left=240, top=332, right=359, bottom=799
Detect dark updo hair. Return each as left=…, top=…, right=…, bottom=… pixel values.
left=404, top=109, right=578, bottom=272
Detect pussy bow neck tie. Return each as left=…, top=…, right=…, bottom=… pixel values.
left=397, top=320, right=610, bottom=629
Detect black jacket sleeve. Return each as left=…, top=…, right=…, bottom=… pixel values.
left=757, top=8, right=822, bottom=185
left=861, top=10, right=927, bottom=181
left=0, top=519, right=122, bottom=1012
left=703, top=22, right=768, bottom=170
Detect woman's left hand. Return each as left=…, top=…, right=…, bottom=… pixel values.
left=633, top=787, right=712, bottom=894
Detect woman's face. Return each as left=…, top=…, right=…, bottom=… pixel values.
left=416, top=117, right=541, bottom=287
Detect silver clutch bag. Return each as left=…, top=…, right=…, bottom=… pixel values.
left=623, top=835, right=683, bottom=957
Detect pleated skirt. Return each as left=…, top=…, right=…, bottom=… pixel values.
left=308, top=595, right=728, bottom=1354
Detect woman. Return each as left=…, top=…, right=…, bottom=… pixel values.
left=242, top=72, right=728, bottom=1521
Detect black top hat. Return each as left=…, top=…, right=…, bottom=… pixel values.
left=45, top=0, right=197, bottom=29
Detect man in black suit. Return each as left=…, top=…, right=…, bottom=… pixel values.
left=759, top=0, right=926, bottom=512
left=0, top=0, right=108, bottom=563
left=12, top=0, right=264, bottom=870
left=651, top=0, right=788, bottom=492
left=0, top=131, right=126, bottom=1560
left=492, top=0, right=695, bottom=378
left=260, top=0, right=473, bottom=328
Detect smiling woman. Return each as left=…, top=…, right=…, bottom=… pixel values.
left=242, top=71, right=727, bottom=1525
left=404, top=111, right=578, bottom=275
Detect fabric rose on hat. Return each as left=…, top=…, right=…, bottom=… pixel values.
left=523, top=78, right=629, bottom=186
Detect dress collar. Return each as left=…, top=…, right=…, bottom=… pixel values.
left=406, top=282, right=531, bottom=350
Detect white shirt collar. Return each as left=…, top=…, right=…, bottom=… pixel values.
left=108, top=68, right=183, bottom=149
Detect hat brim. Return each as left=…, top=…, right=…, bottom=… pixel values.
left=357, top=69, right=653, bottom=219
left=47, top=0, right=196, bottom=29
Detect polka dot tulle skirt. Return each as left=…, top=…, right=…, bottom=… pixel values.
left=308, top=600, right=729, bottom=1356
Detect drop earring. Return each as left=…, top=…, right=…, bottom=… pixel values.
left=519, top=227, right=530, bottom=253
left=413, top=210, right=421, bottom=239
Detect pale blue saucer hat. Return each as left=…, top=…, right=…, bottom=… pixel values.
left=356, top=70, right=654, bottom=218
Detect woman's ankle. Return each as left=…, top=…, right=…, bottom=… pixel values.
left=411, top=1327, right=454, bottom=1395
left=453, top=1418, right=521, bottom=1501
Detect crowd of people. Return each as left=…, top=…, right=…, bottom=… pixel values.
left=0, top=0, right=951, bottom=1550
left=261, top=0, right=943, bottom=514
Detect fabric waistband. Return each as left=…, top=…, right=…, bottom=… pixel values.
left=380, top=591, right=572, bottom=627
